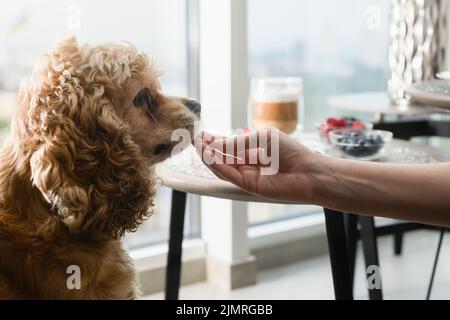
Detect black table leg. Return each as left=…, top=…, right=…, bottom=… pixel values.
left=426, top=228, right=445, bottom=300
left=359, top=215, right=383, bottom=300
left=393, top=231, right=404, bottom=256
left=344, top=213, right=358, bottom=289
left=324, top=208, right=354, bottom=300
left=165, top=190, right=187, bottom=300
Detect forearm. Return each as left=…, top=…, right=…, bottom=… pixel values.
left=309, top=156, right=450, bottom=227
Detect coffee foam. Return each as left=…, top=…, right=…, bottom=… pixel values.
left=253, top=89, right=300, bottom=103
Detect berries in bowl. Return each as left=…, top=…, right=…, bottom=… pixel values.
left=317, top=117, right=373, bottom=142
left=329, top=129, right=393, bottom=161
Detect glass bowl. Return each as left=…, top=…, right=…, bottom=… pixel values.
left=329, top=129, right=393, bottom=161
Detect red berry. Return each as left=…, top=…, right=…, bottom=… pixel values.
left=336, top=118, right=347, bottom=127
left=352, top=121, right=365, bottom=129
left=327, top=118, right=338, bottom=126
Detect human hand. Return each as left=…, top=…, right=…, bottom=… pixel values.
left=193, top=129, right=321, bottom=203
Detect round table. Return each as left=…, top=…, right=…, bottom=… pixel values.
left=156, top=137, right=450, bottom=300
left=328, top=91, right=435, bottom=122
left=157, top=139, right=450, bottom=201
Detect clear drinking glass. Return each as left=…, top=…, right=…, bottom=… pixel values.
left=248, top=77, right=304, bottom=136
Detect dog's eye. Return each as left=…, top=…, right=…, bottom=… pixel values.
left=133, top=88, right=157, bottom=121
left=133, top=88, right=152, bottom=107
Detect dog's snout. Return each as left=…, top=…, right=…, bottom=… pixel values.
left=185, top=99, right=202, bottom=117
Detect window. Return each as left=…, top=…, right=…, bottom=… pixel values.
left=247, top=0, right=390, bottom=224
left=0, top=0, right=199, bottom=246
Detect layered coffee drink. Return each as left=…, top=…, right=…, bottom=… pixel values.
left=252, top=91, right=299, bottom=135
left=249, top=78, right=303, bottom=135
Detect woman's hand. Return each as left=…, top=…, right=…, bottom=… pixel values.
left=193, top=129, right=320, bottom=203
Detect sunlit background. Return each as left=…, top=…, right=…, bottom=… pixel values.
left=0, top=0, right=389, bottom=247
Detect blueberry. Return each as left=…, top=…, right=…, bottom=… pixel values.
left=345, top=117, right=358, bottom=126
left=337, top=131, right=384, bottom=158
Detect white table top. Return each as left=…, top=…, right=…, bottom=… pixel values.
left=155, top=137, right=450, bottom=204
left=328, top=92, right=436, bottom=116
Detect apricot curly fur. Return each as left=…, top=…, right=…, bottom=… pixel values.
left=0, top=37, right=192, bottom=299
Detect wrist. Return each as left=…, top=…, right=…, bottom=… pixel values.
left=301, top=153, right=334, bottom=205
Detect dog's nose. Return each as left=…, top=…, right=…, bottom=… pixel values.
left=185, top=99, right=201, bottom=117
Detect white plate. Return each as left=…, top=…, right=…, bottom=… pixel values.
left=406, top=80, right=450, bottom=109
left=436, top=71, right=450, bottom=80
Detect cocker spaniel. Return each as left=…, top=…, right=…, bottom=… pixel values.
left=0, top=37, right=200, bottom=299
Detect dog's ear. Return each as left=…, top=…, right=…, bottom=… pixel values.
left=28, top=39, right=155, bottom=239
left=28, top=37, right=87, bottom=231
left=30, top=144, right=90, bottom=231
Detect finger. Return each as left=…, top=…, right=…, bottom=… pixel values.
left=193, top=136, right=206, bottom=155
left=196, top=142, right=245, bottom=186
left=194, top=136, right=240, bottom=166
left=200, top=131, right=228, bottom=145
left=192, top=138, right=227, bottom=180
left=205, top=142, right=271, bottom=168
left=206, top=129, right=277, bottom=159
left=206, top=156, right=244, bottom=187
left=244, top=148, right=270, bottom=167
left=209, top=168, right=227, bottom=181
left=194, top=139, right=236, bottom=169
left=204, top=162, right=229, bottom=181
left=201, top=130, right=258, bottom=149
left=196, top=134, right=272, bottom=171
left=206, top=137, right=250, bottom=165
left=194, top=138, right=222, bottom=165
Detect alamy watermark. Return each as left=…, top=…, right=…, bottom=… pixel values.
left=366, top=4, right=382, bottom=31
left=66, top=265, right=81, bottom=290
left=367, top=265, right=382, bottom=290
left=66, top=4, right=81, bottom=34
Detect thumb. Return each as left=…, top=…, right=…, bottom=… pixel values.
left=202, top=147, right=244, bottom=187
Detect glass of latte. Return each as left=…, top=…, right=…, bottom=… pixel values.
left=248, top=77, right=304, bottom=135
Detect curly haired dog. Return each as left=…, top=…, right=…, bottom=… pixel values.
left=0, top=37, right=200, bottom=299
